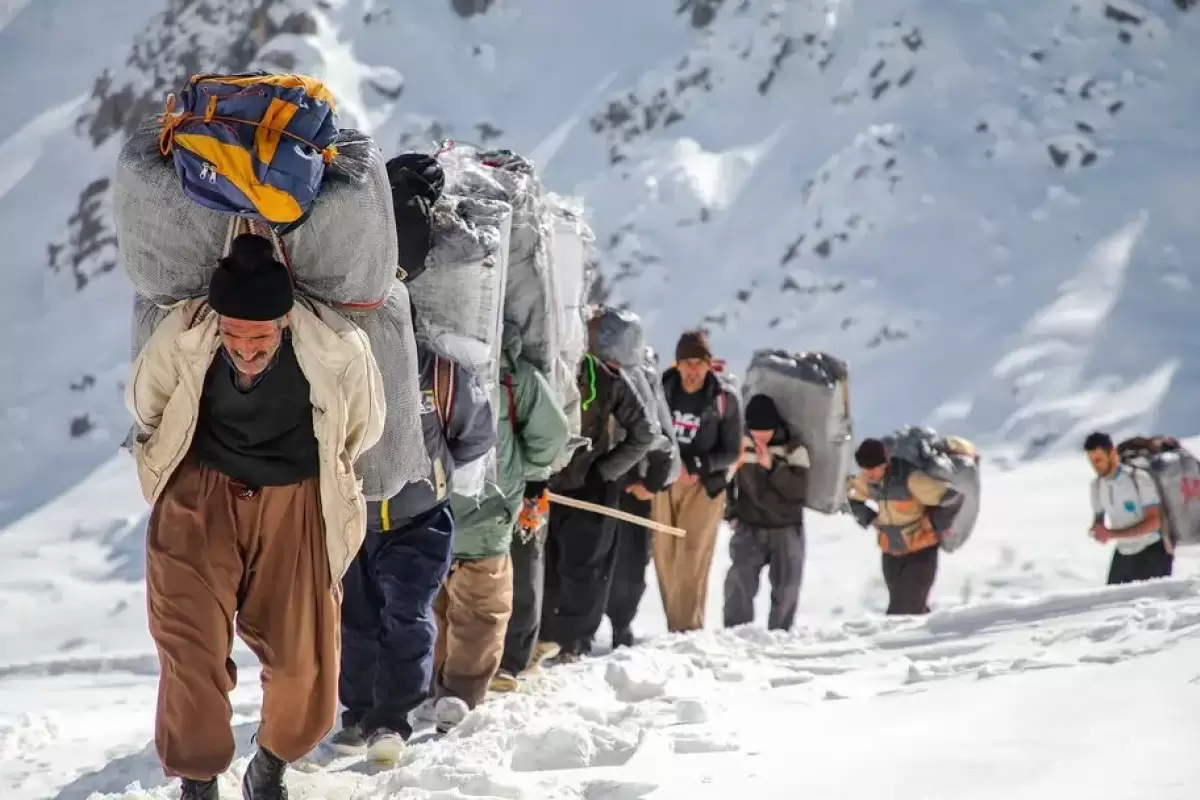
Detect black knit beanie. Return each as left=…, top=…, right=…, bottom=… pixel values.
left=854, top=438, right=889, bottom=469
left=675, top=329, right=713, bottom=362
left=208, top=234, right=294, bottom=321
left=745, top=395, right=782, bottom=432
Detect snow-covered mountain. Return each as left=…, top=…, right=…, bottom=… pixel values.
left=1, top=0, right=1198, bottom=527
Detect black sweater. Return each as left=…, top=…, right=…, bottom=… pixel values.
left=189, top=338, right=320, bottom=487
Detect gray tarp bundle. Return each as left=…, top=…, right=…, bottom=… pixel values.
left=638, top=346, right=681, bottom=486
left=1118, top=438, right=1200, bottom=547
left=118, top=119, right=429, bottom=497
left=438, top=146, right=557, bottom=376
left=407, top=193, right=512, bottom=495
left=591, top=306, right=646, bottom=368
left=115, top=121, right=396, bottom=307
left=589, top=306, right=660, bottom=462
left=881, top=426, right=981, bottom=553
left=744, top=350, right=853, bottom=515
left=338, top=281, right=431, bottom=500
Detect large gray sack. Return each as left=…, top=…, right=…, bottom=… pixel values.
left=440, top=147, right=557, bottom=376
left=115, top=120, right=395, bottom=306
left=1118, top=440, right=1200, bottom=547
left=333, top=281, right=430, bottom=500
left=882, top=426, right=982, bottom=553
left=408, top=192, right=511, bottom=494
left=744, top=350, right=853, bottom=515
left=639, top=347, right=681, bottom=486
left=591, top=306, right=645, bottom=368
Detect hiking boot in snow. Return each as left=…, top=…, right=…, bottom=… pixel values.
left=181, top=778, right=219, bottom=800
left=555, top=650, right=582, bottom=665
left=365, top=728, right=406, bottom=765
left=489, top=669, right=520, bottom=693
left=242, top=746, right=287, bottom=800
left=524, top=640, right=560, bottom=673
left=611, top=627, right=634, bottom=649
left=329, top=723, right=366, bottom=753
left=434, top=696, right=470, bottom=733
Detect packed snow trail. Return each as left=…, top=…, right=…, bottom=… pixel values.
left=5, top=576, right=1200, bottom=800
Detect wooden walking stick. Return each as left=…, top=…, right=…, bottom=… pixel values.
left=547, top=492, right=686, bottom=537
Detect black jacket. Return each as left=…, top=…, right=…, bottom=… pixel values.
left=661, top=368, right=744, bottom=497
left=727, top=428, right=809, bottom=529
left=552, top=355, right=657, bottom=492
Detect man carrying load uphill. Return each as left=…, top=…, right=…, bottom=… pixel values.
left=127, top=234, right=385, bottom=800
left=332, top=331, right=494, bottom=763
left=119, top=73, right=404, bottom=800
left=846, top=438, right=963, bottom=615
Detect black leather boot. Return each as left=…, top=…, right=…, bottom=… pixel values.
left=241, top=747, right=288, bottom=800
left=181, top=777, right=219, bottom=800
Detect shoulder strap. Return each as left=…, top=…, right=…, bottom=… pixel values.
left=717, top=391, right=726, bottom=417
left=433, top=355, right=455, bottom=429
left=503, top=373, right=522, bottom=435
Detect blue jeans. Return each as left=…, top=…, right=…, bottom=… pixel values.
left=338, top=503, right=454, bottom=737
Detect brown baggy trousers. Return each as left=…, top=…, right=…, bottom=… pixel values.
left=433, top=554, right=514, bottom=708
left=651, top=481, right=727, bottom=633
left=146, top=460, right=339, bottom=781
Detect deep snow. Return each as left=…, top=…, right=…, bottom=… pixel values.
left=3, top=448, right=1200, bottom=800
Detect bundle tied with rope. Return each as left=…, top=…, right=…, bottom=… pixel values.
left=120, top=72, right=428, bottom=499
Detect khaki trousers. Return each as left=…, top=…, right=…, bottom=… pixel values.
left=433, top=554, right=514, bottom=708
left=651, top=481, right=726, bottom=632
left=146, top=460, right=339, bottom=780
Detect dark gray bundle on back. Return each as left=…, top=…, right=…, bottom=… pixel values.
left=115, top=121, right=396, bottom=307
left=744, top=349, right=853, bottom=514
left=339, top=281, right=431, bottom=501
left=882, top=426, right=981, bottom=553
left=590, top=306, right=645, bottom=368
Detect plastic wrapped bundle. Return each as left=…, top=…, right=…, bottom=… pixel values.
left=638, top=346, right=681, bottom=486
left=544, top=192, right=595, bottom=379
left=409, top=193, right=511, bottom=493
left=882, top=427, right=981, bottom=553
left=339, top=281, right=432, bottom=500
left=590, top=306, right=646, bottom=368
left=439, top=146, right=557, bottom=375
left=1118, top=437, right=1200, bottom=547
left=744, top=350, right=853, bottom=515
left=115, top=120, right=395, bottom=307
left=410, top=194, right=510, bottom=377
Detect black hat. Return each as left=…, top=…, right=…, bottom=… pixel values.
left=208, top=234, right=294, bottom=321
left=854, top=438, right=889, bottom=469
left=675, top=329, right=713, bottom=362
left=745, top=395, right=782, bottom=432
left=386, top=153, right=445, bottom=204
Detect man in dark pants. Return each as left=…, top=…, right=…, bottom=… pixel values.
left=541, top=346, right=657, bottom=661
left=332, top=343, right=494, bottom=763
left=723, top=395, right=810, bottom=631
left=1085, top=432, right=1174, bottom=585
left=606, top=439, right=678, bottom=648
left=847, top=438, right=962, bottom=615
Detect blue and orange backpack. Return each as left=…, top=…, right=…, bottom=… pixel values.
left=157, top=72, right=340, bottom=227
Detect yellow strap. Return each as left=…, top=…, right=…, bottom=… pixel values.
left=379, top=498, right=391, bottom=532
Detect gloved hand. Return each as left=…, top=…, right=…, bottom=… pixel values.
left=517, top=482, right=550, bottom=539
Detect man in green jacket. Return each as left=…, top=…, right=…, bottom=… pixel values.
left=432, top=327, right=569, bottom=731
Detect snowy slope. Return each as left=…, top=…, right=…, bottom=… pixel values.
left=2, top=450, right=1200, bottom=800
left=1, top=0, right=1199, bottom=529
